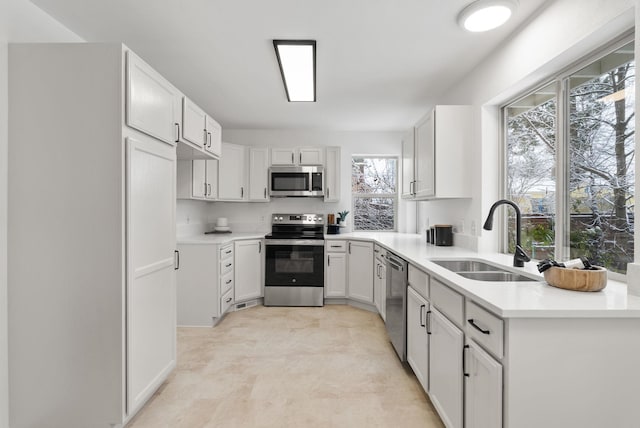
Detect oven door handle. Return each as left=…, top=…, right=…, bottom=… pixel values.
left=264, top=239, right=325, bottom=246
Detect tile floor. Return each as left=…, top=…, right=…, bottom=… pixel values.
left=128, top=305, right=445, bottom=428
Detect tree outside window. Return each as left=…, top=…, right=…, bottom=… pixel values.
left=506, top=40, right=635, bottom=274
left=352, top=157, right=397, bottom=231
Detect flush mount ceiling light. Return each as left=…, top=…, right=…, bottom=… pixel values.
left=273, top=40, right=316, bottom=102
left=458, top=0, right=518, bottom=32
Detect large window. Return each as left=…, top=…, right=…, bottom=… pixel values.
left=505, top=38, right=635, bottom=275
left=352, top=156, right=398, bottom=231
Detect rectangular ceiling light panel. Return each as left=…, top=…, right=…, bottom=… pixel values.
left=273, top=40, right=316, bottom=102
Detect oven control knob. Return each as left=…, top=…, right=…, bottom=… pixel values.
left=318, top=216, right=323, bottom=222
left=292, top=278, right=297, bottom=283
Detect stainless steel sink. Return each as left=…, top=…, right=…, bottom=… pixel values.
left=430, top=258, right=542, bottom=282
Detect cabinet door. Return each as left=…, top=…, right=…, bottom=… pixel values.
left=126, top=136, right=176, bottom=414
left=181, top=97, right=207, bottom=149
left=378, top=263, right=386, bottom=321
left=249, top=147, right=270, bottom=201
left=429, top=308, right=463, bottom=428
left=401, top=128, right=416, bottom=199
left=407, top=286, right=429, bottom=393
left=126, top=51, right=180, bottom=145
left=234, top=240, right=263, bottom=302
left=271, top=148, right=296, bottom=165
left=191, top=160, right=206, bottom=199
left=465, top=340, right=503, bottom=428
left=347, top=241, right=374, bottom=303
left=299, top=148, right=324, bottom=165
left=218, top=143, right=246, bottom=200
left=324, top=147, right=340, bottom=202
left=414, top=111, right=435, bottom=198
left=205, top=159, right=218, bottom=200
left=205, top=116, right=222, bottom=158
left=325, top=252, right=347, bottom=297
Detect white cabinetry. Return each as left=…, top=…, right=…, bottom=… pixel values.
left=218, top=142, right=247, bottom=201
left=271, top=147, right=324, bottom=166
left=248, top=147, right=270, bottom=201
left=181, top=97, right=207, bottom=149
left=404, top=105, right=473, bottom=199
left=325, top=241, right=347, bottom=298
left=401, top=128, right=415, bottom=199
left=205, top=115, right=222, bottom=157
left=126, top=50, right=181, bottom=145
left=347, top=241, right=374, bottom=303
left=429, top=307, right=464, bottom=428
left=177, top=97, right=222, bottom=160
left=9, top=43, right=176, bottom=427
left=373, top=244, right=387, bottom=320
left=177, top=159, right=217, bottom=200
left=234, top=239, right=263, bottom=302
left=465, top=339, right=503, bottom=428
left=407, top=285, right=429, bottom=392
left=324, top=146, right=341, bottom=202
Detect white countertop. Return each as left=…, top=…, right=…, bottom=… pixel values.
left=327, top=232, right=640, bottom=318
left=177, top=232, right=266, bottom=245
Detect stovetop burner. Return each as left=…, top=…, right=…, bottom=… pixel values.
left=266, top=213, right=325, bottom=240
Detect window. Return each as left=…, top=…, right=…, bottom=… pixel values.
left=505, top=38, right=635, bottom=275
left=352, top=156, right=398, bottom=231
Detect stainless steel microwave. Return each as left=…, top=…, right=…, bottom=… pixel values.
left=269, top=166, right=324, bottom=197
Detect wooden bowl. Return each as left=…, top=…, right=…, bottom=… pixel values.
left=543, top=266, right=607, bottom=292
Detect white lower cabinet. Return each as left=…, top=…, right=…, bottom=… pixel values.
left=429, top=307, right=464, bottom=428
left=407, top=285, right=429, bottom=392
left=347, top=241, right=374, bottom=303
left=464, top=339, right=503, bottom=428
left=234, top=239, right=264, bottom=302
left=325, top=241, right=347, bottom=297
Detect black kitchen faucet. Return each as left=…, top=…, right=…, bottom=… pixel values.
left=483, top=199, right=531, bottom=267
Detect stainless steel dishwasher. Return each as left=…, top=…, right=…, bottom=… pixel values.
left=385, top=252, right=408, bottom=362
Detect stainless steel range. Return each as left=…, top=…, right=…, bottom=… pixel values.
left=264, top=213, right=325, bottom=307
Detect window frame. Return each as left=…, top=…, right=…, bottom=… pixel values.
left=501, top=31, right=634, bottom=281
left=351, top=155, right=399, bottom=232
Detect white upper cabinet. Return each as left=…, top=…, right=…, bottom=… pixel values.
left=271, top=147, right=324, bottom=166
left=401, top=129, right=415, bottom=199
left=248, top=147, right=270, bottom=202
left=126, top=51, right=181, bottom=146
left=218, top=142, right=247, bottom=201
left=406, top=105, right=473, bottom=200
left=324, top=147, right=341, bottom=202
left=205, top=116, right=222, bottom=158
left=176, top=159, right=217, bottom=200
left=181, top=97, right=207, bottom=149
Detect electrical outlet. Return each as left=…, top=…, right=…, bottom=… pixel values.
left=456, top=219, right=465, bottom=234
left=471, top=220, right=477, bottom=236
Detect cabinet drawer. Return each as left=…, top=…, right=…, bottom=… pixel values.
left=220, top=270, right=234, bottom=296
left=326, top=240, right=347, bottom=252
left=430, top=279, right=464, bottom=327
left=220, top=244, right=233, bottom=261
left=221, top=287, right=234, bottom=314
left=374, top=244, right=387, bottom=262
left=220, top=257, right=234, bottom=275
left=408, top=264, right=429, bottom=300
left=466, top=301, right=504, bottom=359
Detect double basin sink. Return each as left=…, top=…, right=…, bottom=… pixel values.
left=430, top=259, right=542, bottom=282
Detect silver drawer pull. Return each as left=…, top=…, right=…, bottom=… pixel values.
left=225, top=263, right=232, bottom=268
left=226, top=279, right=232, bottom=284
left=225, top=250, right=232, bottom=254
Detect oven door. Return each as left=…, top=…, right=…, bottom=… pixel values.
left=265, top=240, right=324, bottom=287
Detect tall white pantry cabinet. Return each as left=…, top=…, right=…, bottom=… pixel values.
left=9, top=43, right=177, bottom=427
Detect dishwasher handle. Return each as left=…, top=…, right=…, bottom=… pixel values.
left=387, top=256, right=405, bottom=271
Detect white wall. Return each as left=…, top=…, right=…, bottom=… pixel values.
left=0, top=2, right=82, bottom=427
left=417, top=0, right=636, bottom=253
left=176, top=129, right=414, bottom=235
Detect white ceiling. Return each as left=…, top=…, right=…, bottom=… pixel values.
left=31, top=0, right=548, bottom=131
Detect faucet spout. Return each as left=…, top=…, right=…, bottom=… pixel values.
left=483, top=199, right=530, bottom=267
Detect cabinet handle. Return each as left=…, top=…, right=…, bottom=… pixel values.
left=463, top=344, right=470, bottom=378
left=299, top=153, right=302, bottom=164
left=226, top=250, right=232, bottom=254
left=291, top=153, right=294, bottom=164
left=426, top=310, right=432, bottom=334
left=264, top=187, right=267, bottom=199
left=203, top=129, right=208, bottom=147
left=174, top=123, right=180, bottom=142
left=348, top=242, right=351, bottom=254
left=208, top=131, right=212, bottom=148
left=241, top=187, right=244, bottom=198
left=204, top=183, right=207, bottom=196
left=208, top=184, right=212, bottom=196
left=225, top=297, right=232, bottom=303
left=225, top=263, right=232, bottom=268
left=468, top=319, right=491, bottom=335
left=419, top=304, right=426, bottom=327
left=330, top=245, right=341, bottom=248
left=259, top=241, right=262, bottom=253
left=226, top=279, right=232, bottom=284
left=327, top=255, right=330, bottom=266
left=174, top=250, right=180, bottom=270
